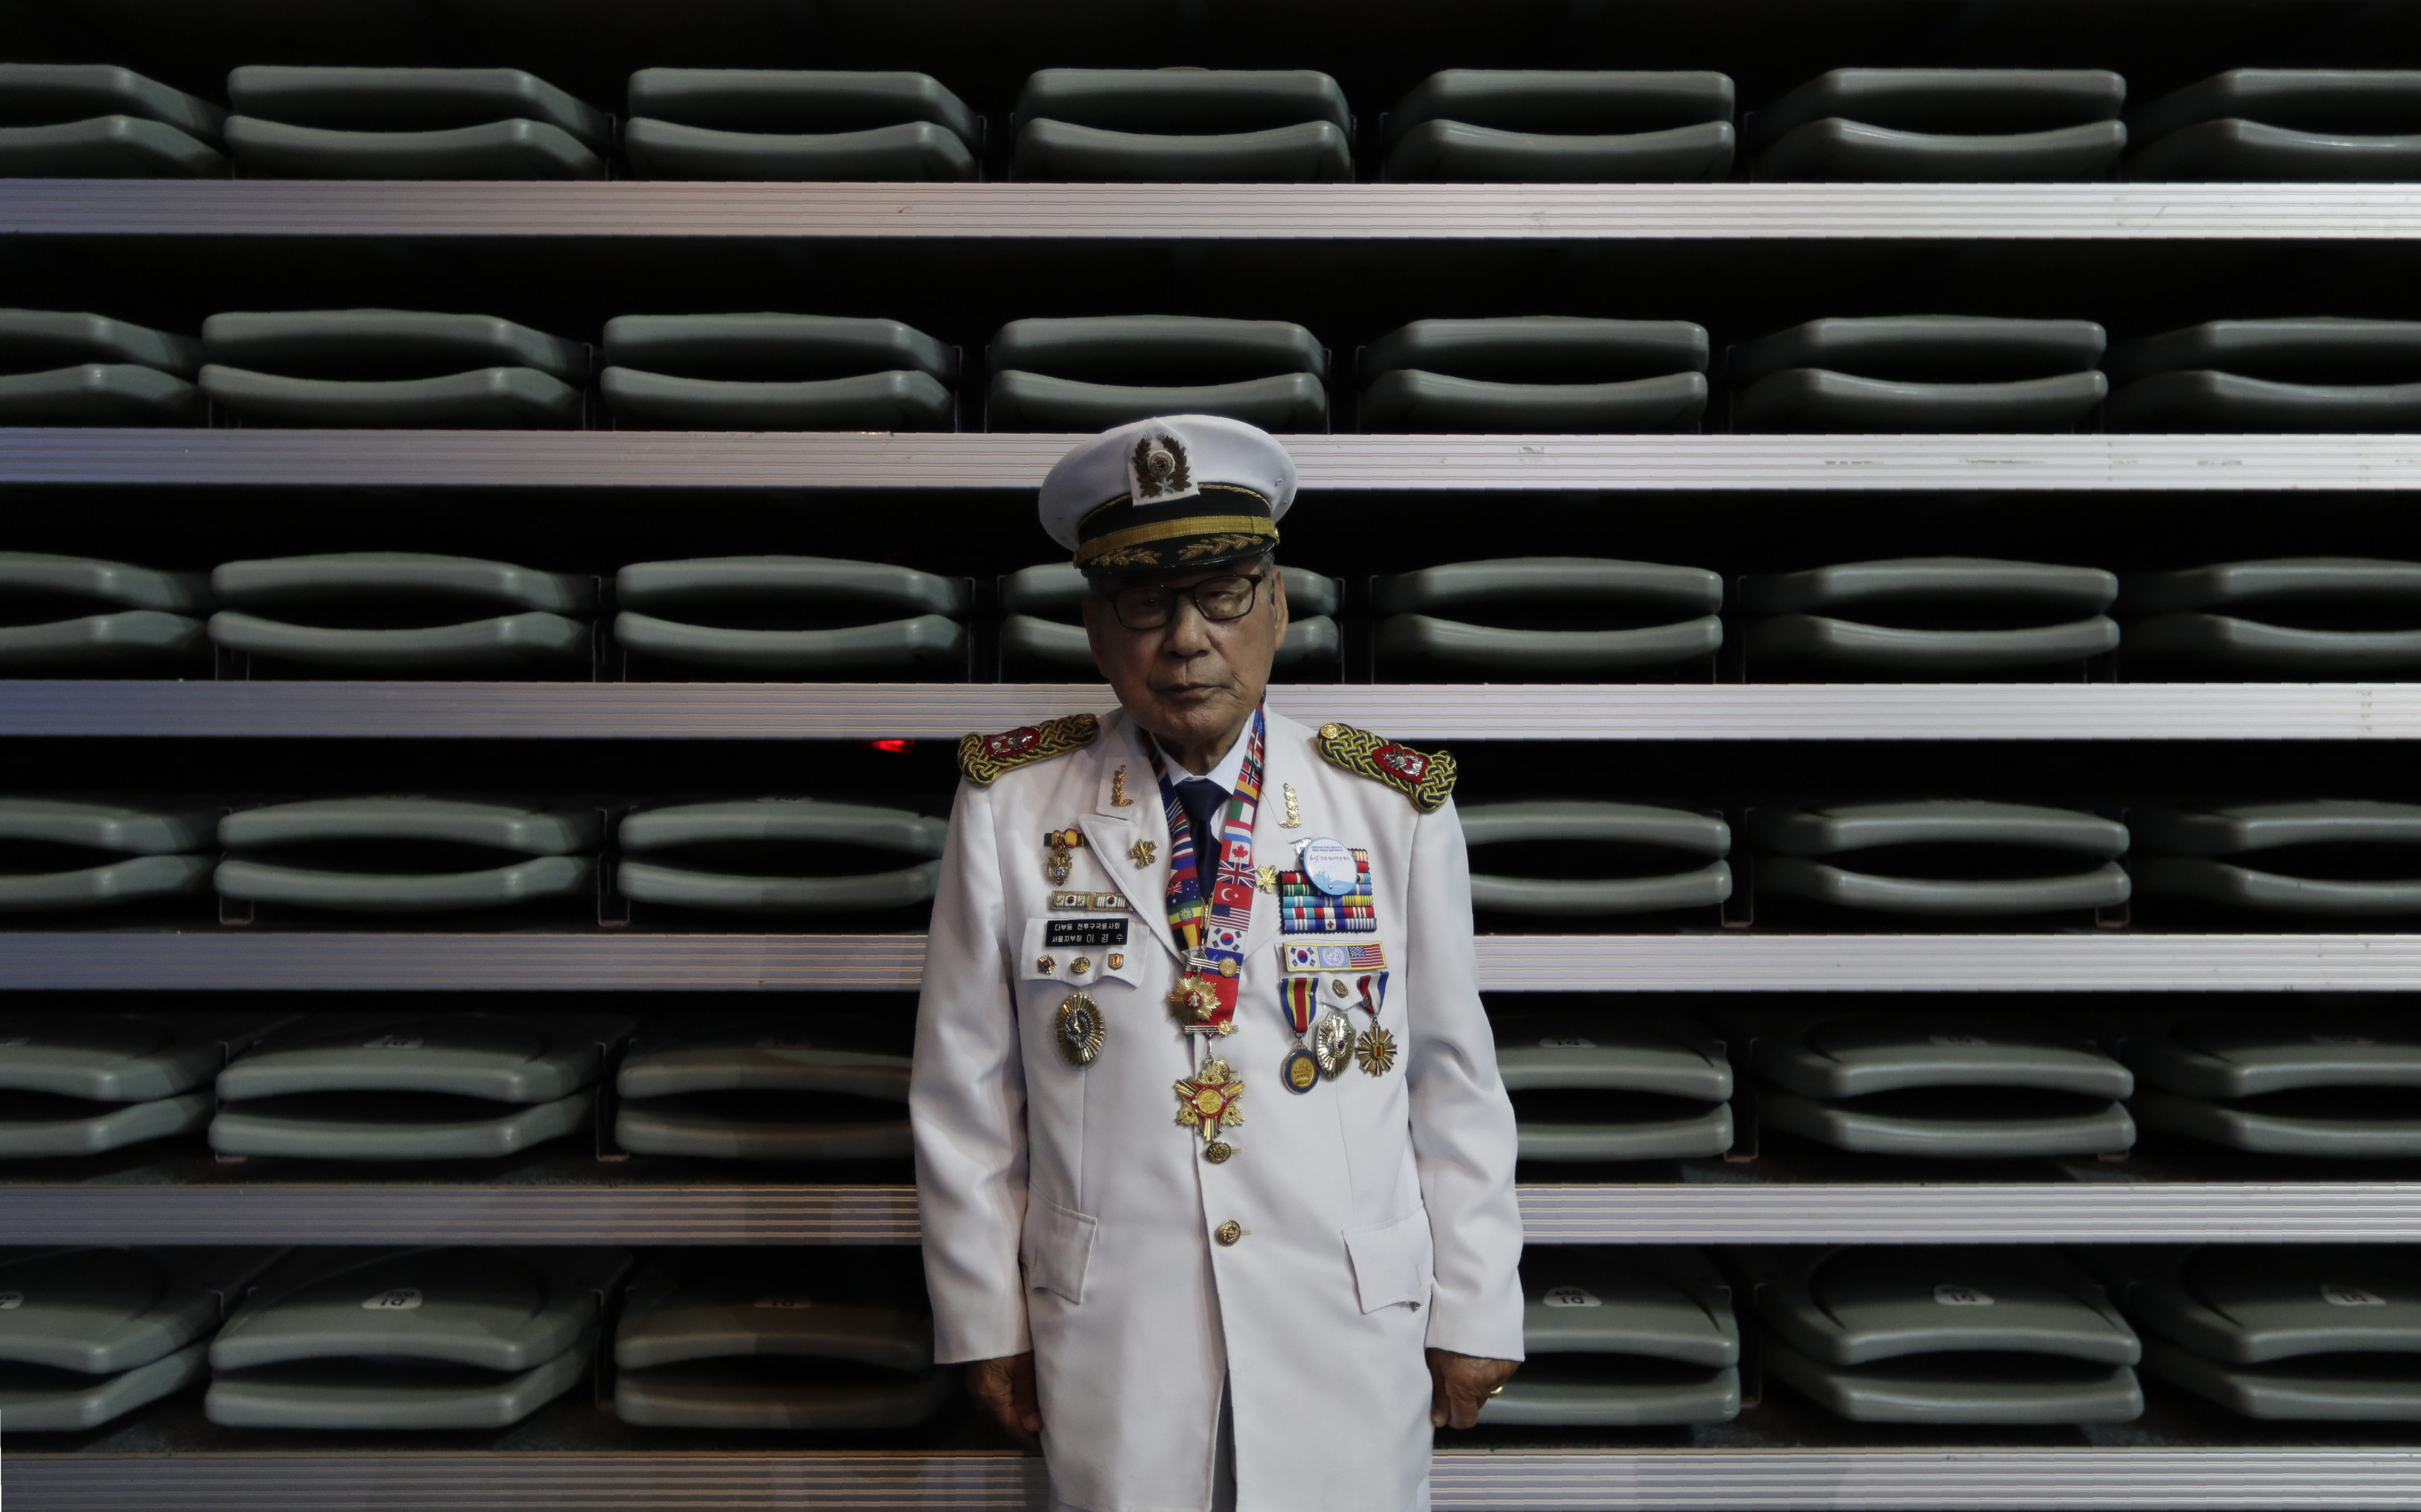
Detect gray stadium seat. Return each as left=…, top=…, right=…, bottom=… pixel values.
left=1730, top=316, right=2108, bottom=432
left=210, top=1011, right=623, bottom=1161
left=2130, top=1246, right=2421, bottom=1419
left=1373, top=557, right=1723, bottom=678
left=0, top=1247, right=231, bottom=1430
left=996, top=561, right=1340, bottom=678
left=0, top=797, right=215, bottom=912
left=615, top=1015, right=912, bottom=1161
left=201, top=308, right=586, bottom=429
left=210, top=551, right=594, bottom=671
left=207, top=1247, right=618, bottom=1429
left=225, top=66, right=608, bottom=180
left=1747, top=69, right=2127, bottom=181
left=613, top=557, right=968, bottom=674
left=0, top=552, right=213, bottom=669
left=1758, top=1246, right=2143, bottom=1422
left=1013, top=69, right=1351, bottom=182
left=1360, top=318, right=1709, bottom=432
left=625, top=70, right=977, bottom=181
left=1461, top=800, right=1732, bottom=917
left=2129, top=71, right=2421, bottom=181
left=1751, top=799, right=2132, bottom=916
left=1494, top=1012, right=1735, bottom=1160
left=1382, top=71, right=1734, bottom=183
left=1742, top=556, right=2118, bottom=676
left=0, top=1011, right=248, bottom=1159
left=2121, top=558, right=2421, bottom=674
left=2105, top=320, right=2421, bottom=431
left=1479, top=1247, right=1739, bottom=1425
left=0, top=310, right=205, bottom=425
left=2125, top=1012, right=2421, bottom=1158
left=986, top=316, right=1329, bottom=431
left=2131, top=801, right=2421, bottom=915
left=0, top=63, right=227, bottom=177
left=215, top=796, right=598, bottom=916
left=602, top=314, right=956, bottom=431
left=1754, top=1011, right=2135, bottom=1158
left=614, top=1250, right=954, bottom=1428
left=615, top=797, right=947, bottom=916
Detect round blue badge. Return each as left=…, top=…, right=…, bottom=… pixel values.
left=1300, top=837, right=1358, bottom=897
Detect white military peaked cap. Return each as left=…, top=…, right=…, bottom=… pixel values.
left=1038, top=414, right=1299, bottom=578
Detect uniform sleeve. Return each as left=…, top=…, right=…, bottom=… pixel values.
left=909, top=778, right=1033, bottom=1363
left=1402, top=796, right=1527, bottom=1361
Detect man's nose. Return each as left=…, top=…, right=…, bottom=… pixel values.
left=1160, top=597, right=1215, bottom=654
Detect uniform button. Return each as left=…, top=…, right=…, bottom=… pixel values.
left=1215, top=1220, right=1243, bottom=1246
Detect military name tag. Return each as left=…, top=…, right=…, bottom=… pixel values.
left=1046, top=917, right=1128, bottom=949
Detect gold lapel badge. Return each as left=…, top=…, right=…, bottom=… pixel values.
left=1255, top=863, right=1278, bottom=893
left=1129, top=839, right=1157, bottom=868
left=1042, top=827, right=1085, bottom=885
left=1055, top=992, right=1105, bottom=1067
left=1281, top=783, right=1304, bottom=828
left=1110, top=764, right=1134, bottom=806
left=1175, top=1059, right=1244, bottom=1153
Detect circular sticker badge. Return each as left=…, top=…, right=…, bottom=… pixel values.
left=1300, top=837, right=1359, bottom=897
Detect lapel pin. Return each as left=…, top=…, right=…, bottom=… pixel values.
left=1110, top=764, right=1134, bottom=806
left=1130, top=839, right=1158, bottom=867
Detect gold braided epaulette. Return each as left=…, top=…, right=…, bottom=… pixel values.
left=957, top=713, right=1100, bottom=786
left=1314, top=721, right=1457, bottom=812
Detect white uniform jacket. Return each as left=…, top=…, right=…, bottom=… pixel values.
left=911, top=705, right=1525, bottom=1512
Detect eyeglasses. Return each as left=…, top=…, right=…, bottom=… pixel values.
left=1104, top=571, right=1268, bottom=632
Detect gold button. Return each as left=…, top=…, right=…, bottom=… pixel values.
left=1215, top=1220, right=1242, bottom=1246
left=1072, top=956, right=1092, bottom=974
left=1204, top=1142, right=1232, bottom=1164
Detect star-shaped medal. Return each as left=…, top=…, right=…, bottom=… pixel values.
left=1174, top=1059, right=1245, bottom=1146
left=1255, top=863, right=1279, bottom=892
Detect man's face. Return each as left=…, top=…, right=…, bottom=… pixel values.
left=1082, top=560, right=1290, bottom=749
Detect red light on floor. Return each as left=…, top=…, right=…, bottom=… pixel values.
left=870, top=739, right=916, bottom=754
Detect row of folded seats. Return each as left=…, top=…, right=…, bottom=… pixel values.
left=19, top=548, right=2421, bottom=682
left=1504, top=1007, right=2421, bottom=1164
left=14, top=62, right=2421, bottom=183
left=7, top=1239, right=2419, bottom=1433
left=22, top=796, right=2421, bottom=926
left=21, top=308, right=2421, bottom=436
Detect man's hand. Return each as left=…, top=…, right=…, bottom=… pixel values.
left=1427, top=1348, right=1519, bottom=1429
left=966, top=1352, right=1042, bottom=1447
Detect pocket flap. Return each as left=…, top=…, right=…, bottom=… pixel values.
left=1342, top=1208, right=1433, bottom=1314
left=1021, top=1198, right=1098, bottom=1306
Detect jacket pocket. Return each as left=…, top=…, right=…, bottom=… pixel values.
left=1021, top=1197, right=1099, bottom=1305
left=1342, top=1208, right=1434, bottom=1314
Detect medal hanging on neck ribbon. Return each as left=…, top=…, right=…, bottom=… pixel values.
left=1146, top=705, right=1267, bottom=1040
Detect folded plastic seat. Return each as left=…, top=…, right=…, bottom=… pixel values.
left=2105, top=319, right=2421, bottom=431
left=1359, top=318, right=1709, bottom=432
left=0, top=63, right=227, bottom=177
left=615, top=798, right=947, bottom=916
left=615, top=1249, right=954, bottom=1428
left=625, top=69, right=978, bottom=181
left=224, top=66, right=608, bottom=179
left=1480, top=1248, right=1740, bottom=1424
left=1742, top=556, right=2118, bottom=676
left=0, top=797, right=214, bottom=914
left=1461, top=801, right=1732, bottom=919
left=2121, top=558, right=2421, bottom=674
left=1382, top=71, right=1734, bottom=182
left=0, top=1246, right=243, bottom=1430
left=2129, top=70, right=2421, bottom=180
left=0, top=552, right=213, bottom=669
left=206, top=1247, right=623, bottom=1428
left=210, top=1011, right=625, bottom=1161
left=1751, top=799, right=2131, bottom=917
left=1494, top=1012, right=1735, bottom=1160
left=1013, top=69, right=1351, bottom=182
left=1747, top=69, right=2127, bottom=181
left=0, top=309, right=204, bottom=426
left=996, top=562, right=1340, bottom=678
left=1374, top=557, right=1723, bottom=679
left=2129, top=1245, right=2421, bottom=1417
left=210, top=551, right=593, bottom=672
left=214, top=796, right=599, bottom=920
left=1758, top=1246, right=2142, bottom=1422
left=985, top=316, right=1329, bottom=431
left=614, top=1015, right=913, bottom=1162
left=2131, top=801, right=2421, bottom=916
left=2124, top=1012, right=2421, bottom=1158
left=1753, top=1011, right=2135, bottom=1158
left=1729, top=316, right=2108, bottom=432
left=0, top=1011, right=248, bottom=1157
left=614, top=557, right=966, bottom=675
left=602, top=314, right=955, bottom=431
left=201, top=309, right=588, bottom=429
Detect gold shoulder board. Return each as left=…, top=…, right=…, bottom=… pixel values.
left=1314, top=721, right=1458, bottom=812
left=958, top=713, right=1101, bottom=786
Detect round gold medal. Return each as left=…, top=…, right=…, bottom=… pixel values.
left=1054, top=992, right=1105, bottom=1067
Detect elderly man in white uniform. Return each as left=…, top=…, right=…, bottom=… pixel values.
left=911, top=415, right=1523, bottom=1512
